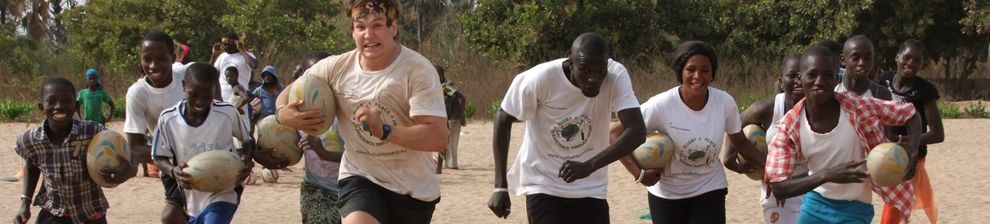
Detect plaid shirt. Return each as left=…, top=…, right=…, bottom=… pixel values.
left=765, top=92, right=916, bottom=223
left=14, top=119, right=108, bottom=224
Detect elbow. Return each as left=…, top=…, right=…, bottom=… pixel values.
left=932, top=132, right=945, bottom=144
left=627, top=123, right=647, bottom=146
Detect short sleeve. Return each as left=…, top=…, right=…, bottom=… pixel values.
left=151, top=119, right=172, bottom=159
left=407, top=64, right=447, bottom=118
left=607, top=62, right=640, bottom=112
left=764, top=113, right=803, bottom=182
left=13, top=133, right=31, bottom=161
left=500, top=74, right=538, bottom=121
left=639, top=95, right=665, bottom=133
left=920, top=80, right=940, bottom=103
left=122, top=85, right=148, bottom=134
left=723, top=92, right=743, bottom=134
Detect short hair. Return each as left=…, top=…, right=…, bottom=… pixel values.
left=224, top=32, right=239, bottom=40
left=224, top=66, right=238, bottom=75
left=780, top=54, right=801, bottom=74
left=186, top=63, right=220, bottom=86
left=802, top=46, right=837, bottom=70
left=898, top=39, right=926, bottom=58
left=41, top=77, right=75, bottom=98
left=842, top=35, right=874, bottom=55
left=671, top=41, right=718, bottom=83
left=346, top=0, right=400, bottom=26
left=142, top=32, right=175, bottom=55
left=816, top=40, right=842, bottom=56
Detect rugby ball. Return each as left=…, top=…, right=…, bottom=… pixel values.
left=254, top=115, right=303, bottom=166
left=183, top=150, right=244, bottom=193
left=288, top=75, right=337, bottom=135
left=632, top=132, right=676, bottom=170
left=867, top=143, right=911, bottom=187
left=86, top=130, right=132, bottom=188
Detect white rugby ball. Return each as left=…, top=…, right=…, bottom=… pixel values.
left=183, top=150, right=244, bottom=193
left=86, top=130, right=132, bottom=188
left=255, top=115, right=303, bottom=166
left=288, top=75, right=337, bottom=135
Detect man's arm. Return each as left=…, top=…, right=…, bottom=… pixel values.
left=770, top=160, right=868, bottom=199
left=16, top=161, right=40, bottom=223
left=559, top=108, right=646, bottom=183
left=126, top=134, right=152, bottom=164
left=487, top=109, right=516, bottom=218
left=274, top=83, right=327, bottom=134
left=358, top=106, right=448, bottom=152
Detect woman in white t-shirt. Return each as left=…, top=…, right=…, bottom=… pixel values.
left=610, top=41, right=765, bottom=223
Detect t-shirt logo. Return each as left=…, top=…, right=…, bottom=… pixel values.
left=350, top=102, right=398, bottom=148
left=677, top=137, right=716, bottom=167
left=550, top=115, right=592, bottom=150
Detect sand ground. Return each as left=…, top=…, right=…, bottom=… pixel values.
left=0, top=120, right=987, bottom=223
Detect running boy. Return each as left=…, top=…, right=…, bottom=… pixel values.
left=151, top=63, right=255, bottom=224
left=766, top=47, right=923, bottom=223
left=14, top=77, right=136, bottom=224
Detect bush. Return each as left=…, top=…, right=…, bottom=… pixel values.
left=965, top=101, right=988, bottom=118
left=489, top=99, right=502, bottom=119
left=464, top=101, right=477, bottom=119
left=938, top=101, right=963, bottom=119
left=112, top=97, right=126, bottom=121
left=0, top=100, right=36, bottom=121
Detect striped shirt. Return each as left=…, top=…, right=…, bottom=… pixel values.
left=14, top=119, right=108, bottom=223
left=765, top=92, right=917, bottom=222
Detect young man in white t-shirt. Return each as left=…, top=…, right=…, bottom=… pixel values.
left=487, top=33, right=646, bottom=223
left=834, top=35, right=892, bottom=100
left=151, top=63, right=255, bottom=224
left=766, top=46, right=923, bottom=223
left=122, top=32, right=188, bottom=224
left=211, top=32, right=258, bottom=127
left=274, top=1, right=448, bottom=223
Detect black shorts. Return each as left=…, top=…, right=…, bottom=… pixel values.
left=525, top=193, right=609, bottom=224
left=336, top=176, right=439, bottom=224
left=647, top=188, right=727, bottom=224
left=161, top=174, right=185, bottom=207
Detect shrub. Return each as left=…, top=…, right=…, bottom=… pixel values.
left=0, top=100, right=35, bottom=121
left=938, top=101, right=963, bottom=119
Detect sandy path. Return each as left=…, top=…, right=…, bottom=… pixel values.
left=0, top=120, right=986, bottom=223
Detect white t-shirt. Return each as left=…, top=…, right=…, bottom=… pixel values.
left=798, top=109, right=872, bottom=203
left=835, top=83, right=875, bottom=98
left=501, top=58, right=639, bottom=199
left=172, top=62, right=187, bottom=79
left=214, top=52, right=256, bottom=101
left=304, top=46, right=446, bottom=202
left=123, top=72, right=186, bottom=136
left=151, top=100, right=251, bottom=216
left=642, top=86, right=741, bottom=199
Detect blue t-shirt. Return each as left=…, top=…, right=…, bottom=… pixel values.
left=252, top=85, right=282, bottom=117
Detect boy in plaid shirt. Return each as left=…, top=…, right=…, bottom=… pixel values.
left=765, top=47, right=923, bottom=223
left=14, top=77, right=136, bottom=224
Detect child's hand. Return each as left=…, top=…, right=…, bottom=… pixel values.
left=253, top=148, right=289, bottom=169
left=237, top=161, right=254, bottom=183
left=299, top=136, right=324, bottom=152
left=13, top=204, right=30, bottom=224
left=172, top=164, right=194, bottom=189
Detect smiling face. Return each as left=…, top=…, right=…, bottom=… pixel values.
left=680, top=54, right=714, bottom=94
left=140, top=41, right=175, bottom=84
left=897, top=46, right=924, bottom=79
left=183, top=78, right=215, bottom=117
left=351, top=8, right=398, bottom=64
left=801, top=54, right=838, bottom=103
left=39, top=83, right=76, bottom=128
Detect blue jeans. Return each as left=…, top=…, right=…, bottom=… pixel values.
left=798, top=191, right=873, bottom=224
left=188, top=202, right=239, bottom=224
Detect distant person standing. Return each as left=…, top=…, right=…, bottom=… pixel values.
left=173, top=43, right=191, bottom=76
left=211, top=32, right=258, bottom=128
left=437, top=65, right=466, bottom=171
left=76, top=68, right=115, bottom=125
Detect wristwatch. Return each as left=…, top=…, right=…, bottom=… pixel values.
left=380, top=124, right=392, bottom=141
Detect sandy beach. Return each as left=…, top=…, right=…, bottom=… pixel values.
left=0, top=119, right=986, bottom=223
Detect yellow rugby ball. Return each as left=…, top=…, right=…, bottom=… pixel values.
left=184, top=150, right=244, bottom=193
left=255, top=115, right=303, bottom=166
left=288, top=75, right=337, bottom=135
left=867, top=143, right=911, bottom=187
left=86, top=130, right=132, bottom=188
left=632, top=132, right=676, bottom=170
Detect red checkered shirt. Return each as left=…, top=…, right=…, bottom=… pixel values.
left=14, top=120, right=108, bottom=224
left=765, top=92, right=916, bottom=223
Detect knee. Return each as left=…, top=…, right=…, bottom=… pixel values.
left=342, top=211, right=380, bottom=224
